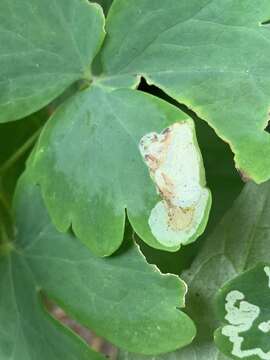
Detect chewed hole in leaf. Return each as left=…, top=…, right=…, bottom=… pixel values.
left=44, top=296, right=117, bottom=359
left=139, top=121, right=210, bottom=247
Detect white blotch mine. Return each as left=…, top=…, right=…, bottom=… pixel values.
left=259, top=321, right=270, bottom=333
left=222, top=290, right=270, bottom=359
left=264, top=266, right=270, bottom=287
left=139, top=122, right=209, bottom=247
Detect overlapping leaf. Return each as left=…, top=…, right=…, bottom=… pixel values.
left=0, top=172, right=196, bottom=358
left=215, top=264, right=270, bottom=360
left=0, top=249, right=105, bottom=360
left=29, top=85, right=211, bottom=256
left=0, top=0, right=105, bottom=123
left=117, top=179, right=270, bottom=359
left=100, top=0, right=270, bottom=183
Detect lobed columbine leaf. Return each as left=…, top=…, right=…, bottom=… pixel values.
left=28, top=85, right=211, bottom=256
left=0, top=0, right=105, bottom=123
left=0, top=171, right=196, bottom=358
left=100, top=0, right=270, bottom=183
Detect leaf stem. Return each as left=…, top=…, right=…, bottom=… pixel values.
left=0, top=236, right=14, bottom=256
left=0, top=222, right=9, bottom=245
left=0, top=191, right=11, bottom=217
left=0, top=127, right=42, bottom=175
left=0, top=127, right=43, bottom=249
left=0, top=202, right=14, bottom=254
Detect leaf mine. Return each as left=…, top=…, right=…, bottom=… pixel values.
left=216, top=264, right=270, bottom=360
left=222, top=290, right=265, bottom=359
left=259, top=321, right=270, bottom=334
left=264, top=266, right=270, bottom=287
left=139, top=121, right=210, bottom=247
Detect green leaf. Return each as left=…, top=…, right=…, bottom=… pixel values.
left=0, top=251, right=105, bottom=360
left=100, top=0, right=270, bottom=183
left=0, top=0, right=105, bottom=123
left=1, top=129, right=104, bottom=359
left=117, top=179, right=270, bottom=359
left=215, top=264, right=270, bottom=360
left=0, top=171, right=196, bottom=357
left=28, top=85, right=211, bottom=256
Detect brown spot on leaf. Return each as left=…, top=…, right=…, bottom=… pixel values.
left=167, top=205, right=194, bottom=231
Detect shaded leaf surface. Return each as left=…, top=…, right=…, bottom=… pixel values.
left=0, top=0, right=105, bottom=123
left=100, top=0, right=270, bottom=182
left=0, top=173, right=195, bottom=357
left=118, top=180, right=270, bottom=359
left=29, top=85, right=211, bottom=256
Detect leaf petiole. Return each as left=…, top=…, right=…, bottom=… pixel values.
left=0, top=127, right=42, bottom=175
